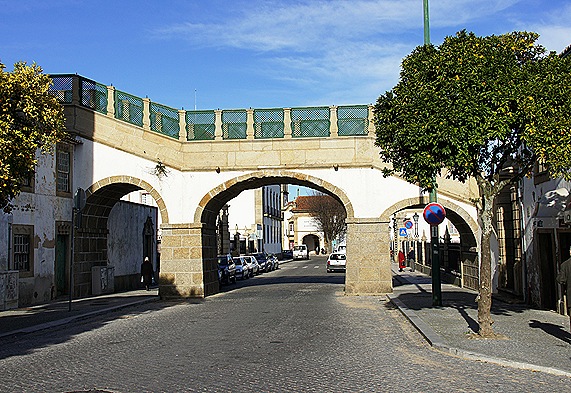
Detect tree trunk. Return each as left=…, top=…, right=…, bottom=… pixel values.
left=477, top=191, right=495, bottom=337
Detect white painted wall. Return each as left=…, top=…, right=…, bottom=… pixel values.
left=227, top=189, right=255, bottom=234
left=75, top=137, right=480, bottom=230
left=107, top=201, right=158, bottom=277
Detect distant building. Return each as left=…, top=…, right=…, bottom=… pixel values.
left=227, top=185, right=283, bottom=256
left=282, top=195, right=327, bottom=254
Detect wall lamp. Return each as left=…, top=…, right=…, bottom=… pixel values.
left=215, top=167, right=221, bottom=173
left=333, top=164, right=339, bottom=171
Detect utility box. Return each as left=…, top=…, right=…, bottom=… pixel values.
left=92, top=266, right=115, bottom=295
left=0, top=271, right=19, bottom=310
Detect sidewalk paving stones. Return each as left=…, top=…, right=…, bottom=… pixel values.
left=0, top=288, right=158, bottom=338
left=389, top=263, right=571, bottom=377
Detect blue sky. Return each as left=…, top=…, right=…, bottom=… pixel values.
left=1, top=1, right=570, bottom=112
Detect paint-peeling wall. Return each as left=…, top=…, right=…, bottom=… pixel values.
left=107, top=201, right=158, bottom=290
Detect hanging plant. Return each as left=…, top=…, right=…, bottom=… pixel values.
left=151, top=159, right=169, bottom=179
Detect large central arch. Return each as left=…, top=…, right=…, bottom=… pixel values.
left=159, top=170, right=392, bottom=298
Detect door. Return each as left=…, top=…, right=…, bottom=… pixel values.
left=55, top=234, right=68, bottom=296
left=538, top=232, right=556, bottom=310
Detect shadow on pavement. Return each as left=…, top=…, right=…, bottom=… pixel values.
left=529, top=319, right=571, bottom=345
left=0, top=297, right=183, bottom=361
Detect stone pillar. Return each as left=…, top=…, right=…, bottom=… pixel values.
left=106, top=85, right=116, bottom=117
left=246, top=108, right=255, bottom=140
left=159, top=222, right=219, bottom=298
left=367, top=105, right=376, bottom=136
left=329, top=106, right=339, bottom=137
left=142, top=98, right=151, bottom=130
left=345, top=217, right=392, bottom=295
left=214, top=110, right=223, bottom=141
left=72, top=75, right=81, bottom=106
left=283, top=108, right=292, bottom=139
left=178, top=109, right=187, bottom=141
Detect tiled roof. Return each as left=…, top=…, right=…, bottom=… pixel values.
left=293, top=195, right=328, bottom=211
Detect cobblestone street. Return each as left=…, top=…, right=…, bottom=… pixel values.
left=1, top=257, right=569, bottom=392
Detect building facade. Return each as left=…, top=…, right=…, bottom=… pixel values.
left=282, top=195, right=326, bottom=255
left=227, top=185, right=283, bottom=256
left=0, top=142, right=159, bottom=309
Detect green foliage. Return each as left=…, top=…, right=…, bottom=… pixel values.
left=374, top=30, right=571, bottom=190
left=0, top=61, right=66, bottom=212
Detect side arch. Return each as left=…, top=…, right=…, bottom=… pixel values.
left=379, top=195, right=479, bottom=248
left=85, top=175, right=169, bottom=224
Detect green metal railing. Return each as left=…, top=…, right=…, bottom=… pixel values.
left=338, top=105, right=368, bottom=136
left=115, top=90, right=143, bottom=127
left=150, top=102, right=179, bottom=139
left=222, top=110, right=247, bottom=139
left=186, top=110, right=215, bottom=140
left=80, top=77, right=108, bottom=114
left=48, top=75, right=73, bottom=104
left=48, top=74, right=370, bottom=141
left=254, top=108, right=284, bottom=139
left=291, top=107, right=330, bottom=138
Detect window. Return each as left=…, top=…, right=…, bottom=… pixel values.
left=56, top=143, right=72, bottom=196
left=533, top=159, right=550, bottom=185
left=12, top=225, right=34, bottom=277
left=20, top=170, right=35, bottom=193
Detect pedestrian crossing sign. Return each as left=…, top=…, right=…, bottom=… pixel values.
left=399, top=228, right=408, bottom=237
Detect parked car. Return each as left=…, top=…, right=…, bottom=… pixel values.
left=243, top=255, right=260, bottom=276
left=253, top=252, right=271, bottom=272
left=282, top=249, right=293, bottom=259
left=268, top=254, right=279, bottom=270
left=233, top=256, right=250, bottom=280
left=336, top=245, right=347, bottom=253
left=326, top=252, right=347, bottom=273
left=293, top=244, right=309, bottom=260
left=217, top=254, right=236, bottom=284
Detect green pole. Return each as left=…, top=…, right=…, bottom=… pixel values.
left=423, top=0, right=441, bottom=306
left=423, top=0, right=430, bottom=45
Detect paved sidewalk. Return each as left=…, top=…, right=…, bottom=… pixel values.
left=388, top=263, right=571, bottom=377
left=0, top=258, right=296, bottom=340
left=0, top=288, right=158, bottom=338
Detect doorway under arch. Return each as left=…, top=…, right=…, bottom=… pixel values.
left=72, top=176, right=168, bottom=298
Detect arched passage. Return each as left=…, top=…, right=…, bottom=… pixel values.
left=380, top=195, right=479, bottom=288
left=159, top=170, right=393, bottom=298
left=73, top=176, right=168, bottom=297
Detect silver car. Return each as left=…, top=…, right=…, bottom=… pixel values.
left=326, top=252, right=346, bottom=273
left=243, top=255, right=259, bottom=276
left=232, top=256, right=250, bottom=279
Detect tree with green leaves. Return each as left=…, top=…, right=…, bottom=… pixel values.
left=374, top=30, right=571, bottom=337
left=0, top=61, right=66, bottom=212
left=305, top=192, right=347, bottom=253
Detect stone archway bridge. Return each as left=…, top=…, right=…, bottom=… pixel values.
left=51, top=74, right=480, bottom=298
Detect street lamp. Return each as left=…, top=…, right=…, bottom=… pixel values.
left=413, top=212, right=419, bottom=238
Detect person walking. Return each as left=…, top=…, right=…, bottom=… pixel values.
left=557, top=251, right=571, bottom=332
left=398, top=249, right=406, bottom=272
left=141, top=256, right=154, bottom=291
left=407, top=248, right=415, bottom=272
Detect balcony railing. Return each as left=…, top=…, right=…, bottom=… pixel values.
left=49, top=74, right=373, bottom=141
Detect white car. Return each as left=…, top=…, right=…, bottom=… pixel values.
left=293, top=244, right=309, bottom=260
left=327, top=252, right=346, bottom=273
left=232, top=256, right=250, bottom=279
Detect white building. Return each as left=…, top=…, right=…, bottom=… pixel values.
left=0, top=140, right=159, bottom=309
left=227, top=185, right=283, bottom=256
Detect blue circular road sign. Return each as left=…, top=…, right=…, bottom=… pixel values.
left=423, top=202, right=446, bottom=226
